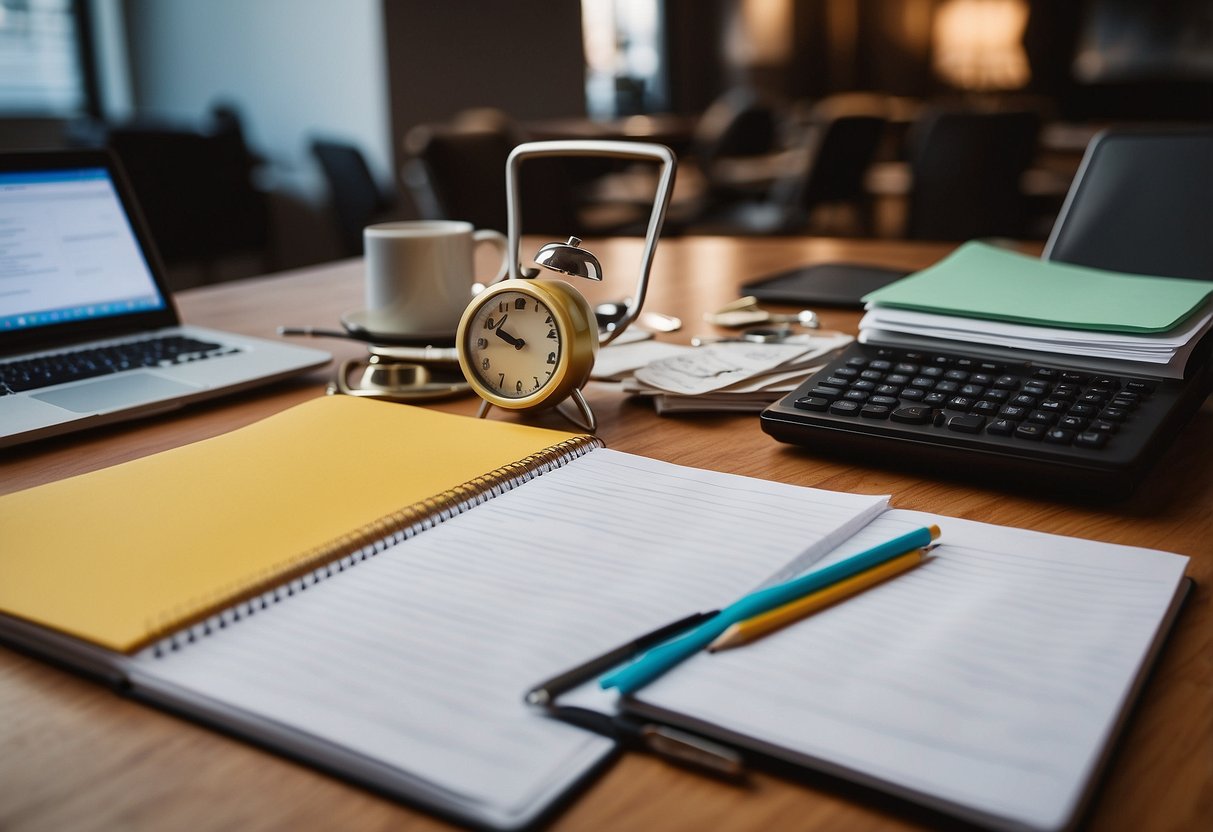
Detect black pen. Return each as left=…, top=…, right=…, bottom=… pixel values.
left=524, top=610, right=718, bottom=706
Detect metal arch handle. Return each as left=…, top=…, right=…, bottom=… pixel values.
left=505, top=140, right=677, bottom=347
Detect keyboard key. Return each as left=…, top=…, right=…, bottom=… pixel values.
left=808, top=386, right=844, bottom=400
left=885, top=373, right=911, bottom=385
left=970, top=373, right=993, bottom=386
left=1022, top=382, right=1050, bottom=397
left=1038, top=399, right=1067, bottom=413
left=986, top=418, right=1016, bottom=436
left=959, top=383, right=985, bottom=397
left=909, top=376, right=935, bottom=389
left=947, top=414, right=985, bottom=433
left=1027, top=410, right=1058, bottom=425
left=923, top=392, right=948, bottom=406
left=875, top=384, right=902, bottom=396
left=1044, top=428, right=1075, bottom=444
left=829, top=400, right=861, bottom=416
left=794, top=396, right=830, bottom=411
left=868, top=359, right=892, bottom=371
left=1092, top=376, right=1121, bottom=389
left=1089, top=420, right=1119, bottom=434
left=834, top=367, right=860, bottom=379
left=901, top=388, right=926, bottom=401
left=894, top=362, right=919, bottom=374
left=972, top=400, right=1000, bottom=416
left=1099, top=407, right=1128, bottom=422
left=1059, top=415, right=1088, bottom=431
left=824, top=376, right=852, bottom=387
left=890, top=405, right=933, bottom=424
left=1011, top=394, right=1038, bottom=407
left=845, top=356, right=868, bottom=368
left=1033, top=368, right=1059, bottom=379
left=946, top=396, right=974, bottom=411
left=1000, top=405, right=1029, bottom=420
left=1015, top=423, right=1045, bottom=440
left=984, top=388, right=1010, bottom=402
left=934, top=380, right=959, bottom=394
left=919, top=366, right=945, bottom=378
left=851, top=380, right=876, bottom=392
left=1124, top=380, right=1155, bottom=395
left=869, top=395, right=899, bottom=407
left=993, top=375, right=1020, bottom=389
left=1075, top=431, right=1109, bottom=448
left=860, top=404, right=892, bottom=419
left=1068, top=404, right=1099, bottom=417
left=944, top=369, right=969, bottom=382
left=843, top=389, right=870, bottom=402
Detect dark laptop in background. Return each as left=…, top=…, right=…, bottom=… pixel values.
left=0, top=150, right=330, bottom=448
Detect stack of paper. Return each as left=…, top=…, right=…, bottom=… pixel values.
left=620, top=333, right=853, bottom=414
left=860, top=242, right=1213, bottom=378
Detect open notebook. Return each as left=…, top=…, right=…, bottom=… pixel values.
left=0, top=396, right=1190, bottom=830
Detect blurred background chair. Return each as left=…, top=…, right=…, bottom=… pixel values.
left=685, top=95, right=889, bottom=236
left=311, top=138, right=397, bottom=257
left=903, top=108, right=1042, bottom=240
left=401, top=111, right=649, bottom=237
left=105, top=121, right=272, bottom=284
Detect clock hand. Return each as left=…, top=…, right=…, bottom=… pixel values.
left=493, top=315, right=526, bottom=350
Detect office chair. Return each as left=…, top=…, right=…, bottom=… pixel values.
left=106, top=125, right=271, bottom=280
left=1044, top=126, right=1213, bottom=281
left=311, top=139, right=396, bottom=257
left=404, top=122, right=626, bottom=237
left=686, top=99, right=888, bottom=236
left=904, top=108, right=1041, bottom=241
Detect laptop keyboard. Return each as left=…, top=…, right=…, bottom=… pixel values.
left=0, top=335, right=240, bottom=395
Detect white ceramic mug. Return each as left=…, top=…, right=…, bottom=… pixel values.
left=361, top=220, right=508, bottom=336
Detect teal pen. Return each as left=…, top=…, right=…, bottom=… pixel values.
left=599, top=523, right=941, bottom=695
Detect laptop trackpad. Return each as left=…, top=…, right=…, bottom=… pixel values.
left=33, top=373, right=199, bottom=413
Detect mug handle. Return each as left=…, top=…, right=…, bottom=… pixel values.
left=473, top=229, right=509, bottom=284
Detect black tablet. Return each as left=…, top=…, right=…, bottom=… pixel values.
left=741, top=262, right=909, bottom=309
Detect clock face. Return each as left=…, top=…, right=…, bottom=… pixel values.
left=463, top=289, right=562, bottom=400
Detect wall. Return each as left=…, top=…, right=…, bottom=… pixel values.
left=123, top=0, right=392, bottom=200
left=382, top=0, right=586, bottom=176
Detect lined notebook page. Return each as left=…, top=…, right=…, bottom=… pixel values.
left=629, top=510, right=1189, bottom=832
left=128, top=450, right=887, bottom=826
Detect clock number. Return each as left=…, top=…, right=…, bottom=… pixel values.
left=546, top=351, right=556, bottom=365
left=476, top=337, right=488, bottom=349
left=481, top=357, right=490, bottom=370
left=533, top=376, right=540, bottom=388
left=547, top=329, right=557, bottom=340
left=485, top=316, right=496, bottom=330
left=515, top=380, right=523, bottom=393
left=498, top=300, right=508, bottom=314
left=514, top=298, right=526, bottom=310
left=545, top=315, right=553, bottom=324
left=497, top=373, right=505, bottom=388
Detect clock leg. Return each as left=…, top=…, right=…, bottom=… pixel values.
left=556, top=388, right=597, bottom=433
left=476, top=399, right=493, bottom=420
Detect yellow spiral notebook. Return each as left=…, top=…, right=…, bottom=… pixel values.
left=0, top=395, right=596, bottom=653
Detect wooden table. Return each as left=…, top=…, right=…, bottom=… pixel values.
left=2, top=237, right=1210, bottom=831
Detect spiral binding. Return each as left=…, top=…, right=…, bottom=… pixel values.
left=146, top=434, right=604, bottom=657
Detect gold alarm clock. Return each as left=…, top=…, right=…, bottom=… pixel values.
left=457, top=140, right=676, bottom=432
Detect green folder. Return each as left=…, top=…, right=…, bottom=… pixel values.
left=862, top=241, right=1213, bottom=333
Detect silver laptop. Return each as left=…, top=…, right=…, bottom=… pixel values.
left=0, top=149, right=330, bottom=448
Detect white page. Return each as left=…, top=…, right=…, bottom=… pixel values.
left=128, top=450, right=887, bottom=825
left=626, top=510, right=1188, bottom=832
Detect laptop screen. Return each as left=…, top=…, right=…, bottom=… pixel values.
left=0, top=166, right=168, bottom=335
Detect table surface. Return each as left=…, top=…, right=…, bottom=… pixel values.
left=2, top=236, right=1210, bottom=832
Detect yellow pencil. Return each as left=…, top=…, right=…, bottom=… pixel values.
left=707, top=547, right=928, bottom=651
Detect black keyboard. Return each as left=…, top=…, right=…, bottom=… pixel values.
left=761, top=343, right=1211, bottom=499
left=0, top=335, right=239, bottom=395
